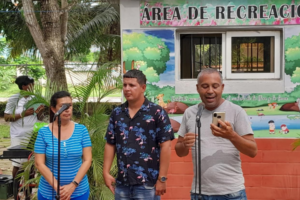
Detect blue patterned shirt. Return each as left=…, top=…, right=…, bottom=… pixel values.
left=105, top=98, right=174, bottom=186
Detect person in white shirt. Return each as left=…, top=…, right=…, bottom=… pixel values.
left=4, top=75, right=44, bottom=179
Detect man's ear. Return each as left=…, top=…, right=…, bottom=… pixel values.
left=21, top=85, right=26, bottom=90
left=142, top=84, right=146, bottom=91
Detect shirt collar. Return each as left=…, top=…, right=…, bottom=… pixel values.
left=121, top=97, right=150, bottom=112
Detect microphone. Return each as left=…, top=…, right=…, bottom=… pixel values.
left=54, top=103, right=71, bottom=118
left=196, top=103, right=205, bottom=127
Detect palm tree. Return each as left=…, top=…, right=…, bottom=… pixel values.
left=16, top=63, right=121, bottom=200
left=0, top=0, right=120, bottom=89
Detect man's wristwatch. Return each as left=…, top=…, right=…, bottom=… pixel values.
left=158, top=176, right=167, bottom=183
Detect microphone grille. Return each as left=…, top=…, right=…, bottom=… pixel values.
left=198, top=102, right=205, bottom=108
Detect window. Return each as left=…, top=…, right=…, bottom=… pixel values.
left=180, top=34, right=222, bottom=79
left=226, top=31, right=280, bottom=79
left=175, top=30, right=284, bottom=94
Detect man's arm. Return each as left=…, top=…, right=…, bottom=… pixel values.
left=211, top=120, right=257, bottom=158
left=175, top=133, right=197, bottom=157
left=156, top=140, right=171, bottom=196
left=4, top=108, right=34, bottom=122
left=175, top=136, right=189, bottom=157
left=4, top=113, right=22, bottom=122
left=229, top=133, right=257, bottom=158
left=103, top=143, right=116, bottom=194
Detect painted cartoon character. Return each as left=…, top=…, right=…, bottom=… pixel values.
left=268, top=102, right=278, bottom=109
left=280, top=124, right=289, bottom=134
left=268, top=120, right=275, bottom=134
left=156, top=94, right=168, bottom=108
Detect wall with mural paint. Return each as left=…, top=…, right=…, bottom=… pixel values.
left=121, top=0, right=300, bottom=139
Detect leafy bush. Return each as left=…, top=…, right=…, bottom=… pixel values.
left=0, top=66, right=16, bottom=90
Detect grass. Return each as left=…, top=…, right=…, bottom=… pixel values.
left=0, top=124, right=10, bottom=138
left=0, top=84, right=19, bottom=97
left=254, top=129, right=300, bottom=138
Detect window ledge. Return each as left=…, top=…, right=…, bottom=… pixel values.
left=175, top=79, right=284, bottom=94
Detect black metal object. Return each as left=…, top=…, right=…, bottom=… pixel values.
left=0, top=146, right=33, bottom=200
left=0, top=175, right=13, bottom=199
left=0, top=145, right=31, bottom=159
left=55, top=115, right=62, bottom=200
left=195, top=104, right=204, bottom=198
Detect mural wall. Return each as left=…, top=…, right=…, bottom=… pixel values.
left=140, top=0, right=300, bottom=27
left=123, top=27, right=300, bottom=139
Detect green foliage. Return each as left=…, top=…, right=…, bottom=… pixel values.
left=0, top=84, right=20, bottom=98
left=144, top=67, right=159, bottom=83
left=285, top=33, right=300, bottom=51
left=144, top=47, right=161, bottom=60
left=69, top=51, right=100, bottom=63
left=290, top=85, right=300, bottom=99
left=0, top=66, right=16, bottom=90
left=66, top=3, right=120, bottom=62
left=123, top=32, right=170, bottom=76
left=285, top=33, right=300, bottom=76
left=291, top=67, right=300, bottom=83
left=11, top=56, right=45, bottom=80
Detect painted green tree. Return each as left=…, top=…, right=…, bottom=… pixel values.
left=123, top=32, right=170, bottom=83
left=285, top=33, right=300, bottom=77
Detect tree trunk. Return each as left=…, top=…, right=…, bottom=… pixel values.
left=22, top=0, right=68, bottom=90
left=123, top=61, right=126, bottom=73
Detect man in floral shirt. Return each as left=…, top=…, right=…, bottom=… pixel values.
left=103, top=69, right=174, bottom=200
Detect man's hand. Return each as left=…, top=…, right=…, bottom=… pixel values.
left=155, top=181, right=166, bottom=196
left=24, top=108, right=34, bottom=117
left=103, top=173, right=116, bottom=194
left=210, top=120, right=236, bottom=140
left=35, top=105, right=45, bottom=115
left=60, top=183, right=76, bottom=200
left=182, top=132, right=198, bottom=148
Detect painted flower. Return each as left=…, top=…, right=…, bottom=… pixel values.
left=273, top=19, right=281, bottom=25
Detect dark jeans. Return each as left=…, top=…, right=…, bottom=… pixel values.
left=191, top=189, right=247, bottom=200
left=115, top=184, right=160, bottom=200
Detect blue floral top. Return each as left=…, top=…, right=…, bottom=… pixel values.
left=105, top=98, right=174, bottom=186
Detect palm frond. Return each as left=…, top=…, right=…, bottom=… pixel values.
left=67, top=4, right=119, bottom=45
left=72, top=62, right=121, bottom=116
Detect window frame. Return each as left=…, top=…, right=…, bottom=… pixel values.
left=175, top=28, right=284, bottom=94
left=175, top=31, right=226, bottom=94
left=226, top=31, right=281, bottom=79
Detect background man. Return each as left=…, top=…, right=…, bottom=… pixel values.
left=4, top=75, right=44, bottom=178
left=175, top=68, right=257, bottom=200
left=103, top=69, right=174, bottom=200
